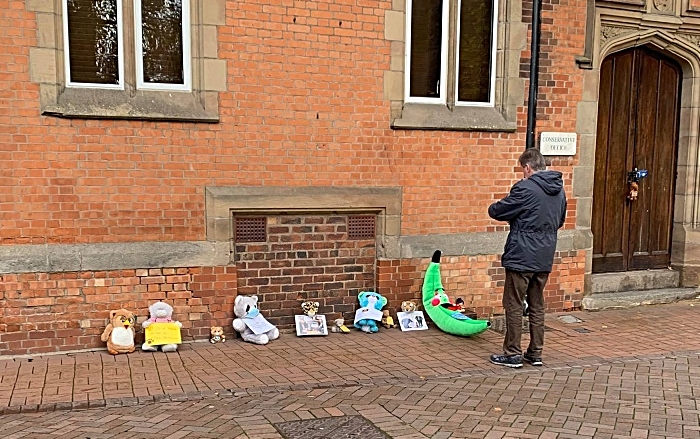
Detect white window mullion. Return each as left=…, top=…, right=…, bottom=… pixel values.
left=439, top=0, right=449, bottom=103
left=404, top=0, right=414, bottom=102
left=134, top=0, right=191, bottom=91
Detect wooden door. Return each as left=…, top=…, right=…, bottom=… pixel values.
left=592, top=47, right=681, bottom=273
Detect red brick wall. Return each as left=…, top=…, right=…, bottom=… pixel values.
left=0, top=0, right=588, bottom=354
left=234, top=214, right=376, bottom=329
left=378, top=250, right=585, bottom=317
left=522, top=0, right=585, bottom=126
left=0, top=267, right=236, bottom=356
left=0, top=0, right=585, bottom=241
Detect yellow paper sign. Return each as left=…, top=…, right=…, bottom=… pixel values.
left=144, top=323, right=182, bottom=346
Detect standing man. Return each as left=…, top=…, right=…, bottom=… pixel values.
left=488, top=149, right=567, bottom=368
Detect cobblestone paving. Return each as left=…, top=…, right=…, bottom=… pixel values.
left=3, top=301, right=700, bottom=411
left=3, top=351, right=700, bottom=438
left=3, top=302, right=700, bottom=438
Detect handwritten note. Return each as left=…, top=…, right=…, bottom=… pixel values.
left=353, top=307, right=383, bottom=325
left=145, top=323, right=182, bottom=346
left=243, top=315, right=276, bottom=335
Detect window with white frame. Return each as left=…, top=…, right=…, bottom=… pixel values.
left=62, top=0, right=191, bottom=91
left=405, top=0, right=498, bottom=107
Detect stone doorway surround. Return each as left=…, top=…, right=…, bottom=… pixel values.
left=576, top=0, right=700, bottom=288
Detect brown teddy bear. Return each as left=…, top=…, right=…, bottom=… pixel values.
left=381, top=310, right=396, bottom=329
left=101, top=309, right=136, bottom=355
left=210, top=326, right=226, bottom=343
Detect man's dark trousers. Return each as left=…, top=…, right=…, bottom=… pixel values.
left=503, top=269, right=548, bottom=357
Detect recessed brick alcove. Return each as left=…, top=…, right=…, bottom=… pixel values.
left=234, top=214, right=376, bottom=330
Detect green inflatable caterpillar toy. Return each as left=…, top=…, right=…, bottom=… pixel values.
left=422, top=250, right=491, bottom=336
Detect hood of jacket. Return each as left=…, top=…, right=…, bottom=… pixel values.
left=529, top=170, right=563, bottom=196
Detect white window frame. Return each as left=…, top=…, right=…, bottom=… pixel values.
left=454, top=0, right=498, bottom=107
left=404, top=0, right=498, bottom=107
left=404, top=0, right=449, bottom=105
left=134, top=0, right=192, bottom=92
left=62, top=0, right=125, bottom=89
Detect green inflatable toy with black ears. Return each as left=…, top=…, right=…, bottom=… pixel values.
left=422, top=250, right=491, bottom=336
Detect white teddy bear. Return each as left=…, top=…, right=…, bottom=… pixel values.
left=141, top=301, right=182, bottom=352
left=232, top=295, right=279, bottom=345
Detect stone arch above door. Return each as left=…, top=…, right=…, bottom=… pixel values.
left=575, top=14, right=700, bottom=286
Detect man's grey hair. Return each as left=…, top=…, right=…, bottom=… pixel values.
left=519, top=148, right=547, bottom=171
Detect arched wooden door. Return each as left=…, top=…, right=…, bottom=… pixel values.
left=592, top=47, right=681, bottom=273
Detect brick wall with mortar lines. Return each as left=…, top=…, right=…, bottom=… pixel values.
left=377, top=250, right=585, bottom=318
left=0, top=0, right=588, bottom=354
left=234, top=214, right=376, bottom=330
left=0, top=267, right=236, bottom=356
left=1, top=0, right=585, bottom=243
left=520, top=0, right=585, bottom=129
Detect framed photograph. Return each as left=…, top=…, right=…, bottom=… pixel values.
left=295, top=314, right=328, bottom=336
left=397, top=311, right=428, bottom=331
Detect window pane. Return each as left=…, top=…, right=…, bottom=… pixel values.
left=409, top=0, right=443, bottom=98
left=458, top=0, right=493, bottom=102
left=140, top=0, right=185, bottom=85
left=66, top=0, right=120, bottom=84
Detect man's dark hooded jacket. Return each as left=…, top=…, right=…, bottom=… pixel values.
left=488, top=170, right=567, bottom=273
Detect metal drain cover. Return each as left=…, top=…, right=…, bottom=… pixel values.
left=273, top=415, right=390, bottom=439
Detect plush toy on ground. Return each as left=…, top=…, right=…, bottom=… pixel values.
left=330, top=318, right=350, bottom=333
left=141, top=301, right=182, bottom=352
left=422, top=250, right=490, bottom=337
left=354, top=291, right=387, bottom=333
left=101, top=309, right=136, bottom=355
left=233, top=295, right=279, bottom=345
left=381, top=310, right=396, bottom=329
left=401, top=301, right=417, bottom=313
left=210, top=326, right=226, bottom=344
left=431, top=290, right=465, bottom=312
left=297, top=300, right=327, bottom=335
left=301, top=301, right=320, bottom=316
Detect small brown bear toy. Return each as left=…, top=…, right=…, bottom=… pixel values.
left=628, top=182, right=639, bottom=201
left=210, top=326, right=226, bottom=344
left=381, top=310, right=396, bottom=329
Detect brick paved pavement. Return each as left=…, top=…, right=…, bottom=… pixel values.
left=2, top=301, right=700, bottom=438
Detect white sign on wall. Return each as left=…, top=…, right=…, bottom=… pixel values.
left=539, top=132, right=577, bottom=156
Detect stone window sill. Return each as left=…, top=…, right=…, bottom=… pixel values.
left=42, top=88, right=219, bottom=123
left=391, top=103, right=517, bottom=132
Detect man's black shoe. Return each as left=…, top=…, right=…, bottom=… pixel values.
left=523, top=352, right=543, bottom=366
left=489, top=354, right=523, bottom=368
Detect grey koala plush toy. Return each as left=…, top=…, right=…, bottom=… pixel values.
left=232, top=295, right=279, bottom=345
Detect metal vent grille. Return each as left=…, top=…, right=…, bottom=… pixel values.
left=347, top=215, right=375, bottom=240
left=234, top=217, right=267, bottom=242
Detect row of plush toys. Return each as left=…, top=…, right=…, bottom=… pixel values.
left=100, top=302, right=181, bottom=355
left=102, top=293, right=433, bottom=353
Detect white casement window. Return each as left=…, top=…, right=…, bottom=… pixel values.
left=405, top=0, right=498, bottom=107
left=62, top=0, right=125, bottom=89
left=62, top=0, right=191, bottom=91
left=135, top=0, right=191, bottom=91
